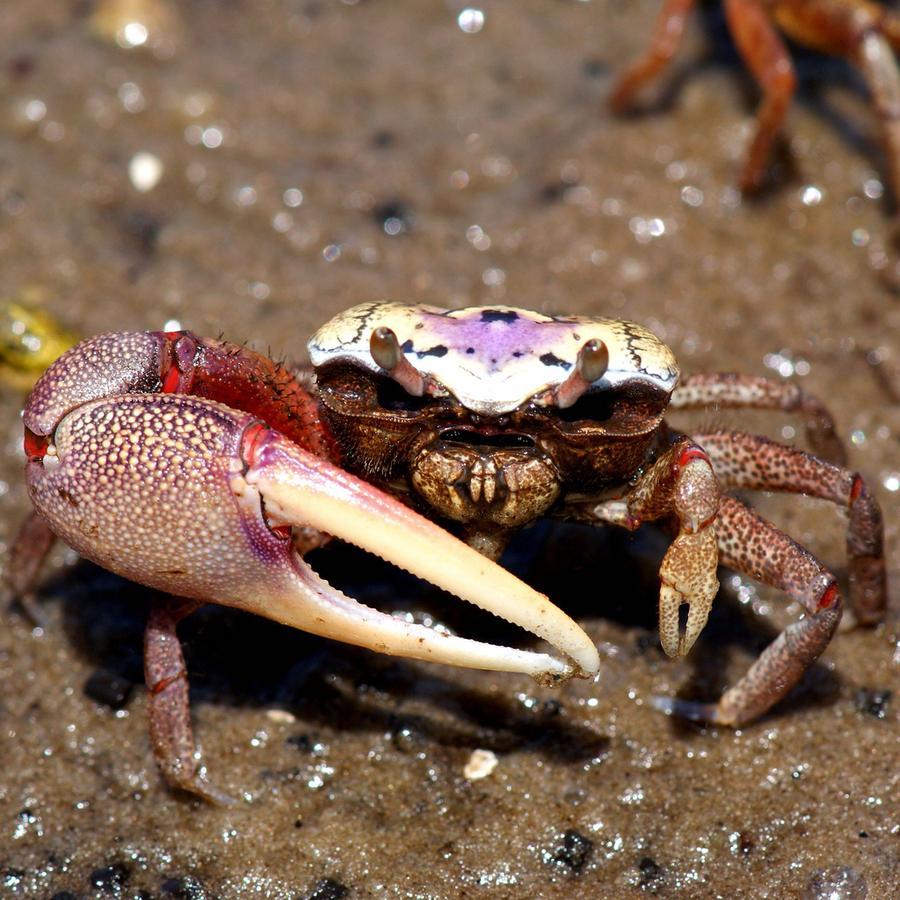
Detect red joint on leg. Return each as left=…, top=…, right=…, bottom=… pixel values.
left=157, top=331, right=197, bottom=394
left=698, top=510, right=718, bottom=531
left=161, top=365, right=181, bottom=393
left=149, top=670, right=186, bottom=694
left=23, top=427, right=50, bottom=460
left=817, top=582, right=839, bottom=611
left=240, top=422, right=271, bottom=471
left=675, top=445, right=709, bottom=472
left=850, top=475, right=864, bottom=504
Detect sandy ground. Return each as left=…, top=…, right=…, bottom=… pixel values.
left=0, top=1, right=898, bottom=897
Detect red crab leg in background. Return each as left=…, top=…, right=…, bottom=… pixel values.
left=19, top=332, right=601, bottom=681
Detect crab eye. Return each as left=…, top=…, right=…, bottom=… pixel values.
left=370, top=326, right=401, bottom=371
left=578, top=339, right=609, bottom=384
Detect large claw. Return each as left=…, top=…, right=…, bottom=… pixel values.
left=25, top=393, right=600, bottom=682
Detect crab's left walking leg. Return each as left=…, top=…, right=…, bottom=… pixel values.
left=657, top=496, right=843, bottom=725
left=144, top=598, right=236, bottom=804
left=591, top=437, right=722, bottom=658
left=609, top=0, right=697, bottom=112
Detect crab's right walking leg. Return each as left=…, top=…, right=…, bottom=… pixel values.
left=608, top=0, right=697, bottom=112
left=144, top=598, right=235, bottom=804
left=670, top=372, right=846, bottom=464
left=658, top=496, right=843, bottom=725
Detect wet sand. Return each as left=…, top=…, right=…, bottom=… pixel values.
left=0, top=2, right=897, bottom=897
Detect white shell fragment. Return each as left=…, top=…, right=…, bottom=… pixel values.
left=308, top=302, right=679, bottom=416
left=463, top=748, right=499, bottom=780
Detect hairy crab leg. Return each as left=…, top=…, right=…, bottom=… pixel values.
left=25, top=393, right=600, bottom=681
left=693, top=430, right=886, bottom=624
left=587, top=437, right=721, bottom=659
left=655, top=496, right=843, bottom=725
left=670, top=373, right=847, bottom=465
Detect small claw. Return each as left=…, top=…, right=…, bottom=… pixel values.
left=657, top=530, right=718, bottom=658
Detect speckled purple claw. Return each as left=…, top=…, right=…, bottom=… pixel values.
left=24, top=392, right=600, bottom=681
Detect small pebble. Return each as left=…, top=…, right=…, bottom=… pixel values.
left=161, top=875, right=207, bottom=899
left=463, top=748, right=498, bottom=780
left=638, top=856, right=665, bottom=889
left=303, top=878, right=349, bottom=900
left=553, top=829, right=593, bottom=872
left=854, top=688, right=891, bottom=719
left=89, top=862, right=130, bottom=893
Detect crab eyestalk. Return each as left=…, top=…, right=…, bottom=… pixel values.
left=370, top=326, right=426, bottom=397
left=556, top=339, right=609, bottom=409
left=26, top=392, right=601, bottom=683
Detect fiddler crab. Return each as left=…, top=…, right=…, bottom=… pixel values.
left=611, top=0, right=900, bottom=197
left=9, top=302, right=887, bottom=802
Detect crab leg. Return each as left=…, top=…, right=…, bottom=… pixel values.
left=5, top=511, right=56, bottom=625
left=670, top=372, right=846, bottom=464
left=142, top=598, right=238, bottom=804
left=25, top=393, right=600, bottom=682
left=724, top=0, right=798, bottom=193
left=608, top=0, right=697, bottom=113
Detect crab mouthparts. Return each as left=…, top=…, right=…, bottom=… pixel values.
left=439, top=427, right=536, bottom=450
